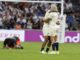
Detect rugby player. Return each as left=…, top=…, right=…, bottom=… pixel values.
left=41, top=4, right=61, bottom=54
left=3, top=36, right=23, bottom=49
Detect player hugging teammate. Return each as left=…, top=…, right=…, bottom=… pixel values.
left=40, top=4, right=61, bottom=54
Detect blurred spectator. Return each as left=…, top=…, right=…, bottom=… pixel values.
left=64, top=0, right=73, bottom=13
left=14, top=23, right=22, bottom=30
left=16, top=14, right=26, bottom=29
left=27, top=20, right=32, bottom=29
left=66, top=12, right=74, bottom=30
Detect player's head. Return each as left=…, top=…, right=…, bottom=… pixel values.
left=13, top=36, right=18, bottom=38
left=50, top=4, right=58, bottom=12
left=13, top=36, right=19, bottom=41
left=15, top=22, right=22, bottom=29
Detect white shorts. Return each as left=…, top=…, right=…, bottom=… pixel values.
left=42, top=24, right=49, bottom=36
left=43, top=24, right=60, bottom=36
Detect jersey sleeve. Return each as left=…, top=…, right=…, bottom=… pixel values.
left=43, top=10, right=50, bottom=21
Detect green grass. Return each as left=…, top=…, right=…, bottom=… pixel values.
left=0, top=42, right=80, bottom=60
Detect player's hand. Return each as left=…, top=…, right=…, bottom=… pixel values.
left=43, top=18, right=51, bottom=23
left=56, top=21, right=60, bottom=25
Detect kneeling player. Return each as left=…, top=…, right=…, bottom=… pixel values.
left=3, top=36, right=23, bottom=49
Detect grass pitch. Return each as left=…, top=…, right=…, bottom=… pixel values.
left=0, top=42, right=80, bottom=60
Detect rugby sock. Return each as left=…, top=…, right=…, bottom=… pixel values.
left=46, top=36, right=51, bottom=52
left=52, top=43, right=59, bottom=51
left=55, top=42, right=59, bottom=51
left=46, top=47, right=50, bottom=52
left=52, top=43, right=55, bottom=51
left=41, top=48, right=44, bottom=51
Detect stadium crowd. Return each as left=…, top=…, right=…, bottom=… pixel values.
left=0, top=0, right=80, bottom=31
left=64, top=0, right=80, bottom=31
left=0, top=2, right=45, bottom=29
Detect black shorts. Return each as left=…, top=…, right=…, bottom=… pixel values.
left=4, top=38, right=16, bottom=48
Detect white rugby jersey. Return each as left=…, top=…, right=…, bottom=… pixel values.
left=48, top=11, right=60, bottom=26
left=43, top=10, right=60, bottom=25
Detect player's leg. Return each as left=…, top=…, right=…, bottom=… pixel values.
left=54, top=35, right=59, bottom=54
left=7, top=39, right=15, bottom=48
left=49, top=36, right=56, bottom=54
left=3, top=38, right=10, bottom=48
left=3, top=39, right=7, bottom=48
left=52, top=35, right=59, bottom=54
left=46, top=36, right=51, bottom=53
left=40, top=36, right=48, bottom=52
left=15, top=45, right=24, bottom=49
left=49, top=35, right=59, bottom=54
left=41, top=24, right=49, bottom=53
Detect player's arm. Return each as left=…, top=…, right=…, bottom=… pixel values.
left=56, top=21, right=60, bottom=25
left=43, top=18, right=51, bottom=23
left=43, top=10, right=51, bottom=23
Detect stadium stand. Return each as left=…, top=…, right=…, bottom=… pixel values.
left=0, top=0, right=80, bottom=31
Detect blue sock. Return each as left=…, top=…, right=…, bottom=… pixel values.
left=52, top=42, right=59, bottom=51
left=55, top=42, right=59, bottom=51
left=52, top=43, right=56, bottom=51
